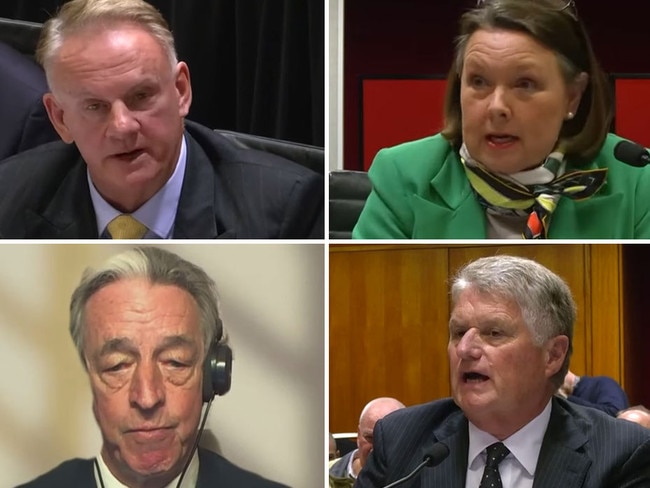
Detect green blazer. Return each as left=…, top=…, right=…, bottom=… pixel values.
left=352, top=133, right=650, bottom=239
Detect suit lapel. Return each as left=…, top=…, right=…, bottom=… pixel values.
left=533, top=399, right=590, bottom=488
left=25, top=158, right=98, bottom=238
left=549, top=158, right=626, bottom=238
left=195, top=448, right=215, bottom=488
left=412, top=151, right=486, bottom=238
left=173, top=131, right=234, bottom=239
left=418, top=410, right=469, bottom=487
left=551, top=191, right=625, bottom=238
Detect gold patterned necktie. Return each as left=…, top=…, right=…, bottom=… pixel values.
left=106, top=214, right=148, bottom=239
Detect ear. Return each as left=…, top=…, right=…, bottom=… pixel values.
left=174, top=61, right=192, bottom=118
left=566, top=72, right=589, bottom=117
left=43, top=93, right=74, bottom=143
left=545, top=335, right=569, bottom=378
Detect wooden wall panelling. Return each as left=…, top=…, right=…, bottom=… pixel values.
left=329, top=244, right=626, bottom=432
left=329, top=246, right=450, bottom=432
left=587, top=245, right=624, bottom=383
left=621, top=245, right=650, bottom=407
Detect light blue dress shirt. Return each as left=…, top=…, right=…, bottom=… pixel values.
left=89, top=135, right=187, bottom=239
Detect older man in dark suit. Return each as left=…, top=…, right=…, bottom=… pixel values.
left=18, top=247, right=288, bottom=488
left=330, top=397, right=404, bottom=485
left=355, top=255, right=650, bottom=488
left=0, top=40, right=59, bottom=159
left=0, top=0, right=322, bottom=239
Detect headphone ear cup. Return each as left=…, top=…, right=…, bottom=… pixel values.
left=202, top=342, right=233, bottom=402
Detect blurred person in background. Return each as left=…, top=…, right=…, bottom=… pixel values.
left=618, top=405, right=650, bottom=430
left=557, top=370, right=629, bottom=416
left=329, top=397, right=404, bottom=486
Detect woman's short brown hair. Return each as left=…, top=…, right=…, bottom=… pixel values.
left=441, top=0, right=612, bottom=164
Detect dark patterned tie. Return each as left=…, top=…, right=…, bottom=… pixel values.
left=479, top=442, right=510, bottom=488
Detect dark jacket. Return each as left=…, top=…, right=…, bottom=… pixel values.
left=0, top=41, right=59, bottom=160
left=568, top=375, right=629, bottom=417
left=355, top=397, right=650, bottom=488
left=0, top=120, right=323, bottom=239
left=16, top=447, right=289, bottom=488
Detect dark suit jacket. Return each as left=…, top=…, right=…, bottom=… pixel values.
left=15, top=447, right=288, bottom=488
left=330, top=449, right=356, bottom=478
left=568, top=375, right=629, bottom=417
left=354, top=397, right=650, bottom=488
left=0, top=41, right=59, bottom=160
left=0, top=120, right=323, bottom=238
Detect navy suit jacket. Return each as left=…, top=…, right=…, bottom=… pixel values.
left=568, top=375, right=629, bottom=417
left=15, top=447, right=288, bottom=488
left=355, top=397, right=650, bottom=488
left=0, top=41, right=59, bottom=159
left=0, top=120, right=323, bottom=238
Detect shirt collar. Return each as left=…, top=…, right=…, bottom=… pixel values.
left=88, top=135, right=187, bottom=239
left=94, top=449, right=199, bottom=488
left=467, top=399, right=552, bottom=477
left=346, top=448, right=359, bottom=479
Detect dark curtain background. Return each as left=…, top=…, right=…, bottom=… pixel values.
left=0, top=0, right=324, bottom=146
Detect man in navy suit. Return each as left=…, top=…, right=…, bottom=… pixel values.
left=0, top=40, right=59, bottom=159
left=0, top=0, right=322, bottom=239
left=355, top=255, right=650, bottom=488
left=558, top=370, right=629, bottom=417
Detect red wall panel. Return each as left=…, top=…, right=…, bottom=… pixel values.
left=361, top=78, right=447, bottom=170
left=615, top=78, right=650, bottom=149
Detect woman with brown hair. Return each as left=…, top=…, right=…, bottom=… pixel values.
left=353, top=0, right=650, bottom=239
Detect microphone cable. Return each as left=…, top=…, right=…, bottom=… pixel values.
left=93, top=398, right=214, bottom=488
left=175, top=397, right=214, bottom=488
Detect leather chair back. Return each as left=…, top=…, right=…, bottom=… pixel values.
left=216, top=129, right=323, bottom=176
left=0, top=17, right=42, bottom=57
left=329, top=170, right=371, bottom=239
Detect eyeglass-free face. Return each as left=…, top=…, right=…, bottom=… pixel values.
left=458, top=28, right=586, bottom=174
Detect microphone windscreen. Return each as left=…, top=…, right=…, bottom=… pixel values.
left=614, top=141, right=650, bottom=168
left=423, top=442, right=450, bottom=467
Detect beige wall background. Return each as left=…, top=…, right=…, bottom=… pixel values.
left=328, top=0, right=344, bottom=170
left=0, top=243, right=324, bottom=488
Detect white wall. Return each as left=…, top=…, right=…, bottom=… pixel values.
left=328, top=0, right=344, bottom=171
left=0, top=243, right=324, bottom=488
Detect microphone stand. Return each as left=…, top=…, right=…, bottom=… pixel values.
left=382, top=457, right=431, bottom=488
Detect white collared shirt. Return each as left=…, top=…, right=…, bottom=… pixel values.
left=465, top=400, right=552, bottom=488
left=94, top=450, right=199, bottom=488
left=89, top=135, right=187, bottom=239
left=346, top=448, right=359, bottom=479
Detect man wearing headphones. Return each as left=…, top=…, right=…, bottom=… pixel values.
left=18, top=246, right=287, bottom=488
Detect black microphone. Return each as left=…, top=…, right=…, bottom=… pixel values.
left=382, top=443, right=450, bottom=488
left=614, top=140, right=650, bottom=167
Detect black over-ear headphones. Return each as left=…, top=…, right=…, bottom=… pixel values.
left=202, top=318, right=233, bottom=402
